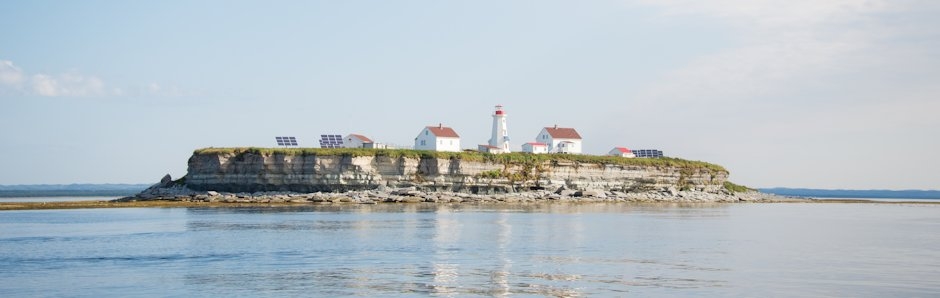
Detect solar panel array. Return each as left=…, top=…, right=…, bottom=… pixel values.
left=275, top=136, right=299, bottom=147
left=633, top=149, right=663, bottom=158
left=319, top=134, right=344, bottom=148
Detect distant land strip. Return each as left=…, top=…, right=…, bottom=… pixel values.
left=0, top=184, right=149, bottom=197
left=760, top=188, right=940, bottom=199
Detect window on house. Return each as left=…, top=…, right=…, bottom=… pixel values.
left=420, top=140, right=426, bottom=146
left=426, top=130, right=429, bottom=135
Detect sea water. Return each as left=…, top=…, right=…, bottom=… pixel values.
left=1, top=203, right=938, bottom=297
left=0, top=196, right=122, bottom=203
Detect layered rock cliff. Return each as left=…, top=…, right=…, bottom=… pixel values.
left=183, top=149, right=728, bottom=194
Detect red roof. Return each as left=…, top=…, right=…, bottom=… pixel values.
left=544, top=127, right=582, bottom=139
left=348, top=134, right=373, bottom=143
left=614, top=147, right=631, bottom=153
left=526, top=142, right=547, bottom=146
left=427, top=126, right=460, bottom=138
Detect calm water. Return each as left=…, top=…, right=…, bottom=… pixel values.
left=1, top=203, right=938, bottom=297
left=0, top=196, right=121, bottom=203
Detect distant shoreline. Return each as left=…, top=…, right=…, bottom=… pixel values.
left=0, top=190, right=143, bottom=198
left=0, top=184, right=148, bottom=198
left=760, top=188, right=940, bottom=199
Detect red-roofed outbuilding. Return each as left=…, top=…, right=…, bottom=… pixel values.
left=608, top=147, right=636, bottom=158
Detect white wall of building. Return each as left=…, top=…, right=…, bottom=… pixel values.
left=414, top=128, right=435, bottom=151
left=555, top=141, right=580, bottom=154
left=522, top=143, right=547, bottom=154
left=436, top=137, right=461, bottom=152
left=363, top=143, right=388, bottom=149
left=344, top=134, right=367, bottom=148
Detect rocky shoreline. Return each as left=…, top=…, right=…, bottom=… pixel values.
left=116, top=178, right=805, bottom=204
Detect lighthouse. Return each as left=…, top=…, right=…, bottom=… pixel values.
left=488, top=105, right=510, bottom=153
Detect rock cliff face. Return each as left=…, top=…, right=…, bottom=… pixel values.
left=185, top=151, right=728, bottom=194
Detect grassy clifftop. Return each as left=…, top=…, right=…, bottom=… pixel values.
left=194, top=147, right=728, bottom=174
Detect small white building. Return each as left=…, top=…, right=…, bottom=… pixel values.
left=536, top=125, right=583, bottom=154
left=414, top=124, right=461, bottom=152
left=478, top=145, right=509, bottom=154
left=521, top=142, right=548, bottom=154
left=608, top=147, right=636, bottom=158
left=344, top=134, right=373, bottom=149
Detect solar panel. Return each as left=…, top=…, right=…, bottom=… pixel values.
left=318, top=134, right=344, bottom=148
left=633, top=149, right=663, bottom=158
left=275, top=136, right=298, bottom=147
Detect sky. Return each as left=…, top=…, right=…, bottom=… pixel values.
left=1, top=0, right=938, bottom=189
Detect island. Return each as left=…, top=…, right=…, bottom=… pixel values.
left=117, top=147, right=791, bottom=204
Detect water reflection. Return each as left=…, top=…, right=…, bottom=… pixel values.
left=491, top=212, right=513, bottom=296
left=175, top=203, right=733, bottom=296
left=5, top=204, right=938, bottom=296
left=181, top=202, right=732, bottom=216
left=431, top=205, right=460, bottom=296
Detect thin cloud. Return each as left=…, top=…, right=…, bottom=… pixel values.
left=0, top=60, right=26, bottom=92
left=1, top=59, right=133, bottom=97
left=142, top=82, right=190, bottom=97
left=628, top=0, right=914, bottom=105
left=616, top=0, right=940, bottom=188
left=30, top=72, right=106, bottom=97
left=636, top=0, right=890, bottom=28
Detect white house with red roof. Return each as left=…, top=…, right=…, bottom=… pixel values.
left=521, top=142, right=548, bottom=154
left=608, top=147, right=636, bottom=158
left=415, top=124, right=461, bottom=152
left=536, top=125, right=582, bottom=154
left=344, top=134, right=374, bottom=149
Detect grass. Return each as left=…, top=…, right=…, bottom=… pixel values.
left=478, top=169, right=504, bottom=179
left=723, top=181, right=754, bottom=193
left=193, top=147, right=729, bottom=174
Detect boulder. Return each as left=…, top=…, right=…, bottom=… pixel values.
left=160, top=174, right=172, bottom=186
left=576, top=190, right=606, bottom=198
left=392, top=187, right=418, bottom=195
left=405, top=190, right=426, bottom=197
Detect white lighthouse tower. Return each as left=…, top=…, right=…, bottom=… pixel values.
left=488, top=104, right=510, bottom=153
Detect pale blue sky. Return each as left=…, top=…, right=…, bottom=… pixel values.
left=2, top=0, right=938, bottom=189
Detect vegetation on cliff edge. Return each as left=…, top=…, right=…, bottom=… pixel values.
left=194, top=147, right=728, bottom=173
left=723, top=181, right=754, bottom=193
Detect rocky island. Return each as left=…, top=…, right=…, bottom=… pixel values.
left=119, top=148, right=797, bottom=204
